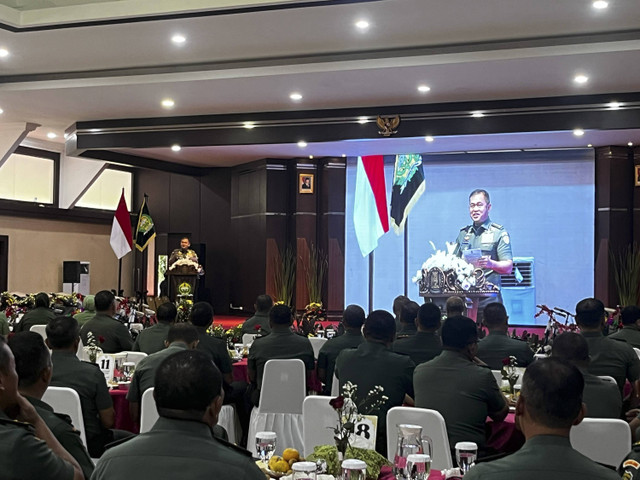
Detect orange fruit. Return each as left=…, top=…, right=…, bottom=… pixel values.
left=282, top=448, right=299, bottom=462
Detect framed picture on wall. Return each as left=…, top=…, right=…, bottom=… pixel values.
left=635, top=165, right=640, bottom=186
left=299, top=173, right=314, bottom=194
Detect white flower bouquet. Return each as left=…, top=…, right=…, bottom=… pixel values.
left=412, top=241, right=477, bottom=291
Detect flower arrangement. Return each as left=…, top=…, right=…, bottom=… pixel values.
left=501, top=356, right=519, bottom=394
left=168, top=258, right=200, bottom=271
left=272, top=245, right=296, bottom=307
left=412, top=242, right=477, bottom=291
left=176, top=298, right=193, bottom=323
left=225, top=324, right=244, bottom=344
left=295, top=302, right=326, bottom=337
left=83, top=331, right=104, bottom=363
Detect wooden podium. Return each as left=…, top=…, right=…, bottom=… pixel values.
left=167, top=265, right=199, bottom=302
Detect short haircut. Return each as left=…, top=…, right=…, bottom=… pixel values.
left=181, top=236, right=190, bottom=242
left=190, top=302, right=213, bottom=327
left=400, top=301, right=420, bottom=325
left=417, top=303, right=441, bottom=329
left=0, top=336, right=11, bottom=375
left=270, top=304, right=293, bottom=325
left=445, top=296, right=466, bottom=316
left=575, top=298, right=605, bottom=328
left=255, top=295, right=273, bottom=313
left=166, top=323, right=199, bottom=345
left=154, top=350, right=222, bottom=413
left=483, top=303, right=508, bottom=328
left=521, top=358, right=584, bottom=429
left=46, top=316, right=79, bottom=349
left=393, top=295, right=410, bottom=318
left=469, top=189, right=490, bottom=204
left=552, top=332, right=589, bottom=363
left=34, top=292, right=50, bottom=309
left=442, top=315, right=478, bottom=349
left=94, top=290, right=115, bottom=312
left=342, top=305, right=366, bottom=329
left=363, top=310, right=396, bottom=343
left=621, top=306, right=640, bottom=326
left=8, top=332, right=51, bottom=388
left=156, top=302, right=177, bottom=324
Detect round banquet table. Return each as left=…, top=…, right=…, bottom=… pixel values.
left=110, top=387, right=139, bottom=434
left=379, top=465, right=443, bottom=479
left=233, top=358, right=323, bottom=392
left=486, top=412, right=523, bottom=453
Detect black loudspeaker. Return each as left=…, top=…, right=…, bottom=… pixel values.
left=63, top=261, right=81, bottom=283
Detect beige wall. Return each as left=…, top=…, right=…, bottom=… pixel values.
left=1, top=215, right=133, bottom=295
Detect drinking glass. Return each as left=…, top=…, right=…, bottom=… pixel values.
left=121, top=362, right=136, bottom=381
left=455, top=441, right=477, bottom=475
left=234, top=343, right=244, bottom=359
left=255, top=431, right=276, bottom=464
left=292, top=461, right=317, bottom=480
left=341, top=459, right=367, bottom=480
left=406, top=453, right=430, bottom=480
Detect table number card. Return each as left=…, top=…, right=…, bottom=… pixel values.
left=349, top=414, right=378, bottom=450
left=97, top=354, right=115, bottom=384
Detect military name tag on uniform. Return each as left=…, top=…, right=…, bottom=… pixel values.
left=97, top=354, right=115, bottom=384
left=348, top=415, right=378, bottom=450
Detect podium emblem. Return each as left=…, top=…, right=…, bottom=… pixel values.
left=178, top=282, right=192, bottom=295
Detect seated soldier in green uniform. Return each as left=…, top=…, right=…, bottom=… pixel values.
left=396, top=301, right=419, bottom=339
left=92, top=350, right=264, bottom=480
left=393, top=302, right=443, bottom=366
left=241, top=294, right=273, bottom=335
left=0, top=335, right=84, bottom=480
left=132, top=302, right=176, bottom=355
left=15, top=292, right=56, bottom=333
left=317, top=304, right=365, bottom=395
left=9, top=332, right=94, bottom=479
left=477, top=302, right=533, bottom=369
left=465, top=358, right=620, bottom=480
left=79, top=290, right=133, bottom=354
left=609, top=306, right=640, bottom=349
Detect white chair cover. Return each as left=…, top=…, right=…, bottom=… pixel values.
left=242, top=334, right=257, bottom=346
left=42, top=386, right=88, bottom=447
left=120, top=351, right=148, bottom=365
left=302, top=395, right=339, bottom=456
left=246, top=359, right=306, bottom=455
left=139, top=388, right=158, bottom=433
left=598, top=375, right=617, bottom=386
left=219, top=405, right=240, bottom=445
left=29, top=324, right=48, bottom=341
left=331, top=374, right=340, bottom=396
left=570, top=418, right=631, bottom=467
left=386, top=406, right=453, bottom=471
left=634, top=348, right=640, bottom=360
left=308, top=337, right=327, bottom=359
left=491, top=370, right=502, bottom=386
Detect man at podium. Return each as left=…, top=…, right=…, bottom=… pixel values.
left=168, top=237, right=198, bottom=267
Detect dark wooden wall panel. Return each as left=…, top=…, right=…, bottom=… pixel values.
left=169, top=174, right=201, bottom=236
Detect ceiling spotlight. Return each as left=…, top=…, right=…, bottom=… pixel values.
left=425, top=136, right=434, bottom=142
left=243, top=122, right=256, bottom=129
left=0, top=108, right=3, bottom=114
left=0, top=48, right=8, bottom=58
left=355, top=20, right=370, bottom=30
left=342, top=154, right=346, bottom=158
left=573, top=74, right=589, bottom=84
left=587, top=144, right=593, bottom=148
left=171, top=144, right=181, bottom=152
left=417, top=85, right=431, bottom=93
left=171, top=34, right=186, bottom=44
left=628, top=142, right=634, bottom=146
left=607, top=101, right=621, bottom=110
left=161, top=99, right=175, bottom=109
left=289, top=92, right=303, bottom=101
left=573, top=128, right=585, bottom=137
left=471, top=111, right=485, bottom=118
left=358, top=116, right=369, bottom=124
left=297, top=140, right=308, bottom=148
left=309, top=155, right=314, bottom=159
left=592, top=0, right=608, bottom=9
left=46, top=132, right=57, bottom=139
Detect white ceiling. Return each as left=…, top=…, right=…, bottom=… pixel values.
left=0, top=0, right=639, bottom=167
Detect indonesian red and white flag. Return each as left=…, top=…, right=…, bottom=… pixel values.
left=110, top=190, right=133, bottom=259
left=353, top=155, right=389, bottom=256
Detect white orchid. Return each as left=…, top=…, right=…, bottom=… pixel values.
left=413, top=242, right=477, bottom=291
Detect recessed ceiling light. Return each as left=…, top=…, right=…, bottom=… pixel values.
left=607, top=101, right=621, bottom=110
left=573, top=128, right=585, bottom=137
left=289, top=92, right=303, bottom=101
left=171, top=34, right=186, bottom=44
left=355, top=20, right=370, bottom=30
left=417, top=85, right=431, bottom=93
left=46, top=132, right=57, bottom=139
left=297, top=140, right=307, bottom=148
left=309, top=155, right=314, bottom=159
left=592, top=0, right=608, bottom=9
left=171, top=144, right=181, bottom=152
left=0, top=108, right=3, bottom=114
left=573, top=74, right=589, bottom=84
left=0, top=48, right=8, bottom=58
left=425, top=136, right=434, bottom=142
left=628, top=142, right=634, bottom=146
left=161, top=99, right=175, bottom=109
left=358, top=116, right=369, bottom=124
left=342, top=154, right=346, bottom=158
left=587, top=144, right=593, bottom=147
left=243, top=122, right=255, bottom=129
left=471, top=111, right=485, bottom=118
left=89, top=128, right=101, bottom=132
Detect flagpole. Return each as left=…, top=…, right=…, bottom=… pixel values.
left=404, top=217, right=409, bottom=297
left=368, top=251, right=374, bottom=313
left=117, top=258, right=122, bottom=296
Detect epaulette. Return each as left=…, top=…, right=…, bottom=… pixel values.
left=0, top=416, right=35, bottom=432
left=396, top=334, right=411, bottom=340
left=215, top=436, right=254, bottom=458
left=632, top=441, right=640, bottom=452
left=103, top=433, right=137, bottom=450
left=81, top=360, right=101, bottom=368
left=460, top=225, right=471, bottom=231
left=491, top=223, right=503, bottom=229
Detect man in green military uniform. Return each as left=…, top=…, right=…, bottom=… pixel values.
left=15, top=292, right=56, bottom=333
left=317, top=304, right=365, bottom=395
left=127, top=323, right=199, bottom=422
left=92, top=350, right=264, bottom=480
left=73, top=295, right=96, bottom=327
left=241, top=294, right=272, bottom=335
left=453, top=189, right=513, bottom=305
left=335, top=310, right=415, bottom=456
left=610, top=306, right=640, bottom=349
left=396, top=301, right=419, bottom=338
left=465, top=358, right=620, bottom=480
left=393, top=302, right=443, bottom=366
left=413, top=315, right=508, bottom=455
left=576, top=298, right=640, bottom=394
left=9, top=332, right=94, bottom=479
left=79, top=290, right=133, bottom=354
left=168, top=236, right=199, bottom=267
left=0, top=335, right=84, bottom=480
left=47, top=316, right=119, bottom=458
left=477, top=302, right=533, bottom=369
left=132, top=302, right=176, bottom=354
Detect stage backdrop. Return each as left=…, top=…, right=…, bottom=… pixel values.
left=345, top=148, right=594, bottom=325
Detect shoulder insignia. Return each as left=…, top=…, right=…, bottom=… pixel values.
left=623, top=459, right=640, bottom=470
left=633, top=441, right=640, bottom=450
left=460, top=225, right=471, bottom=232
left=490, top=223, right=503, bottom=230
left=0, top=417, right=35, bottom=431
left=215, top=436, right=254, bottom=457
